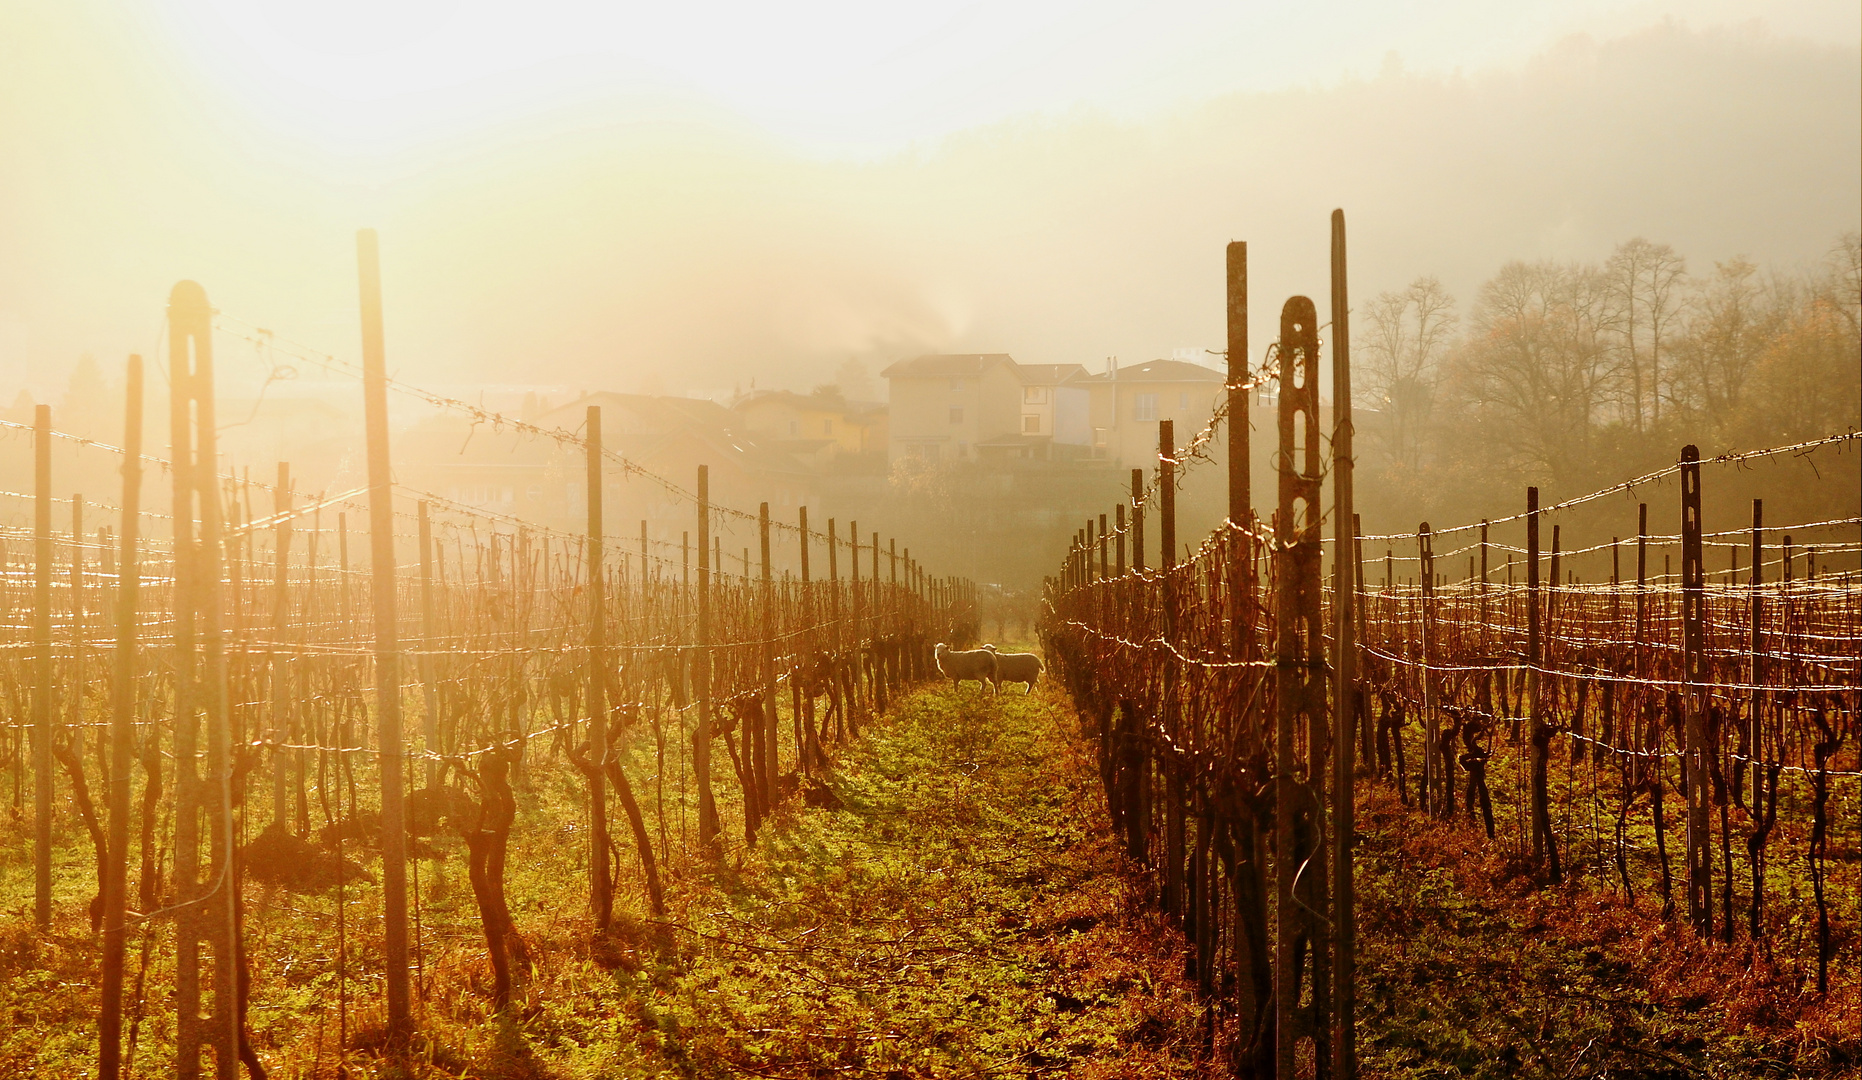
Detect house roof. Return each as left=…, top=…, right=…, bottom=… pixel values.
left=1014, top=363, right=1090, bottom=385
left=1079, top=359, right=1227, bottom=384
left=880, top=353, right=1014, bottom=377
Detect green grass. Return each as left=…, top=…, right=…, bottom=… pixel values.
left=0, top=677, right=1209, bottom=1078
left=1, top=675, right=1853, bottom=1078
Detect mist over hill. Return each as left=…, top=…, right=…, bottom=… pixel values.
left=1, top=13, right=1855, bottom=404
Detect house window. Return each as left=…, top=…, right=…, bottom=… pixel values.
left=1093, top=427, right=1107, bottom=447
left=1023, top=414, right=1040, bottom=434
left=1179, top=392, right=1190, bottom=410
left=1023, top=386, right=1047, bottom=404
left=949, top=406, right=964, bottom=424
left=1134, top=393, right=1158, bottom=421
left=950, top=378, right=964, bottom=392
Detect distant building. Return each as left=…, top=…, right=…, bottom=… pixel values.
left=881, top=354, right=1097, bottom=462
left=731, top=389, right=888, bottom=462
left=1080, top=358, right=1228, bottom=467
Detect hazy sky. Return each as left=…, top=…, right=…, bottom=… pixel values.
left=156, top=0, right=1862, bottom=156
left=2, top=0, right=1857, bottom=405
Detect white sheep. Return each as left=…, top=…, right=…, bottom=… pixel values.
left=934, top=642, right=999, bottom=694
left=981, top=644, right=1043, bottom=693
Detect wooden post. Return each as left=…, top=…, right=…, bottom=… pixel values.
left=99, top=358, right=142, bottom=1080
left=418, top=503, right=438, bottom=788
left=585, top=406, right=613, bottom=927
left=1330, top=207, right=1358, bottom=1080
left=69, top=494, right=85, bottom=816
left=1227, top=239, right=1254, bottom=662
left=357, top=229, right=412, bottom=1032
left=185, top=279, right=241, bottom=1075
left=694, top=466, right=719, bottom=852
left=1274, top=296, right=1328, bottom=1073
left=1526, top=486, right=1559, bottom=881
left=1131, top=469, right=1145, bottom=571
left=1479, top=521, right=1490, bottom=650
left=761, top=505, right=776, bottom=809
left=1159, top=421, right=1184, bottom=924
left=848, top=519, right=862, bottom=722
left=32, top=405, right=51, bottom=929
left=165, top=284, right=204, bottom=1079
left=1420, top=524, right=1436, bottom=815
left=1679, top=445, right=1710, bottom=934
left=271, top=464, right=292, bottom=825
left=1549, top=525, right=1562, bottom=632
left=799, top=507, right=816, bottom=770
left=828, top=517, right=840, bottom=622
left=1115, top=505, right=1127, bottom=575
left=1747, top=500, right=1762, bottom=813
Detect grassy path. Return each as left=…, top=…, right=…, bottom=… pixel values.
left=483, top=679, right=1207, bottom=1079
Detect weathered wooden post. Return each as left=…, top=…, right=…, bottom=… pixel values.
left=761, top=504, right=777, bottom=809
left=357, top=231, right=413, bottom=1033
left=695, top=466, right=719, bottom=852
left=271, top=464, right=293, bottom=824
left=99, top=357, right=142, bottom=1080
left=1679, top=445, right=1710, bottom=934
left=1420, top=524, right=1436, bottom=815
left=1274, top=296, right=1329, bottom=1074
left=32, top=405, right=51, bottom=930
left=419, top=502, right=439, bottom=788
left=1526, top=486, right=1560, bottom=882
left=1159, top=420, right=1184, bottom=922
left=848, top=519, right=862, bottom=723
left=1745, top=500, right=1762, bottom=813
left=165, top=286, right=204, bottom=1078
left=1330, top=207, right=1359, bottom=1080
left=799, top=507, right=818, bottom=770
left=1478, top=521, right=1490, bottom=651
left=69, top=495, right=85, bottom=812
left=1226, top=232, right=1259, bottom=688
left=585, top=406, right=614, bottom=927
left=1131, top=469, right=1145, bottom=571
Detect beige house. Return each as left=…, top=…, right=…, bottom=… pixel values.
left=1081, top=358, right=1229, bottom=467
left=881, top=354, right=1024, bottom=462
left=731, top=389, right=888, bottom=458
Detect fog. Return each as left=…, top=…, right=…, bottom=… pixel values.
left=1, top=4, right=1856, bottom=588
left=2, top=9, right=1855, bottom=400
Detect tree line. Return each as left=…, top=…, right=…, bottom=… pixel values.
left=1356, top=233, right=1861, bottom=527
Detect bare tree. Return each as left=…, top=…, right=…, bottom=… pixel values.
left=1605, top=238, right=1687, bottom=431
left=1713, top=237, right=1862, bottom=444
left=1361, top=276, right=1456, bottom=470
left=1452, top=260, right=1620, bottom=486
left=1670, top=258, right=1785, bottom=437
left=1816, top=231, right=1860, bottom=341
